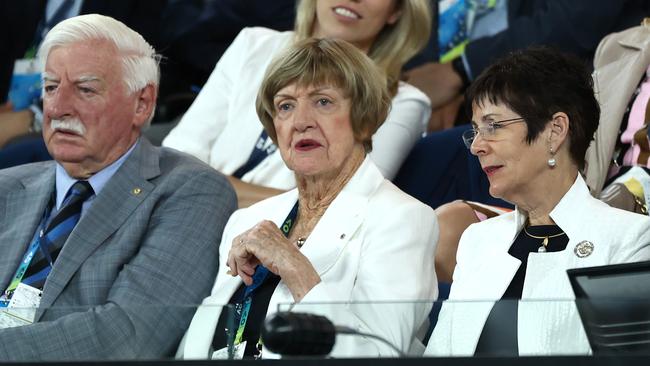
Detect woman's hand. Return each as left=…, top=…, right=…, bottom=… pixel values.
left=226, top=220, right=321, bottom=301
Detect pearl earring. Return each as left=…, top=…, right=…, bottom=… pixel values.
left=548, top=157, right=557, bottom=167
left=548, top=147, right=556, bottom=168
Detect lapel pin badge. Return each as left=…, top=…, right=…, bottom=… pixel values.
left=131, top=187, right=142, bottom=196
left=574, top=240, right=594, bottom=258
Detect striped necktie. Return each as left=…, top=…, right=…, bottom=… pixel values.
left=21, top=181, right=94, bottom=290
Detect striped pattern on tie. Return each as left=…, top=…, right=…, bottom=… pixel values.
left=22, top=181, right=94, bottom=289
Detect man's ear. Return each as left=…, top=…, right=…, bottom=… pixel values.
left=133, top=84, right=157, bottom=128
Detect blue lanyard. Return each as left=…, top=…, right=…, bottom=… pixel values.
left=0, top=204, right=52, bottom=307
left=232, top=130, right=278, bottom=179
left=233, top=201, right=299, bottom=344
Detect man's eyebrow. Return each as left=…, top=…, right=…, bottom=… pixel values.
left=76, top=75, right=102, bottom=83
left=42, top=72, right=59, bottom=82
left=41, top=74, right=103, bottom=84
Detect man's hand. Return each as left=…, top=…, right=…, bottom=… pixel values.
left=0, top=101, right=13, bottom=113
left=0, top=110, right=34, bottom=148
left=427, top=94, right=465, bottom=133
left=406, top=62, right=463, bottom=110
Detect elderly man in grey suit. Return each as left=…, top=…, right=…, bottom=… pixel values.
left=0, top=14, right=236, bottom=360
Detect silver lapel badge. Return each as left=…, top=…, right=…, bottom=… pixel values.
left=574, top=241, right=594, bottom=258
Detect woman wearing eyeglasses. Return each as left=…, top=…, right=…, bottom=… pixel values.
left=425, top=46, right=650, bottom=357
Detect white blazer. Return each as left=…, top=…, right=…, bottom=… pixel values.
left=162, top=27, right=431, bottom=185
left=179, top=158, right=438, bottom=359
left=426, top=175, right=650, bottom=357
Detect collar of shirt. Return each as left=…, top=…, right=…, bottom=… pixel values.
left=54, top=139, right=139, bottom=211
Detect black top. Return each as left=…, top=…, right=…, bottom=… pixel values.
left=212, top=273, right=281, bottom=358
left=474, top=224, right=569, bottom=356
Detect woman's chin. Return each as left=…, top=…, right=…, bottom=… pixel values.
left=293, top=166, right=325, bottom=180
left=488, top=184, right=505, bottom=200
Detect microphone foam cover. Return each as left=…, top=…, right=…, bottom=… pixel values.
left=262, top=312, right=336, bottom=356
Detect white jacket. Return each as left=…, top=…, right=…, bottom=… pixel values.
left=162, top=27, right=431, bottom=186
left=178, top=157, right=438, bottom=359
left=426, top=175, right=650, bottom=356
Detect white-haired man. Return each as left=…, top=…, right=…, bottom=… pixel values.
left=0, top=14, right=236, bottom=360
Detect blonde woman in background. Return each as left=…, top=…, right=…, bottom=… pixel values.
left=163, top=0, right=432, bottom=207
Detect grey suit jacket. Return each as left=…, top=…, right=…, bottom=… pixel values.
left=0, top=138, right=237, bottom=361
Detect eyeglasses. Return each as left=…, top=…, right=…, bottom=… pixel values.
left=461, top=117, right=525, bottom=148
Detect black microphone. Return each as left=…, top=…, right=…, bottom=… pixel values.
left=261, top=312, right=406, bottom=357
left=262, top=312, right=336, bottom=356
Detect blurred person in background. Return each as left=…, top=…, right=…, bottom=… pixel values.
left=163, top=0, right=433, bottom=207
left=409, top=0, right=650, bottom=132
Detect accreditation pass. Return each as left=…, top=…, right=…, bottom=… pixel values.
left=0, top=283, right=41, bottom=329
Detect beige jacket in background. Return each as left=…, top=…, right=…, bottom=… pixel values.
left=585, top=19, right=650, bottom=196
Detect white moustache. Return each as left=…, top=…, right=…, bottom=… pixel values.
left=51, top=118, right=86, bottom=136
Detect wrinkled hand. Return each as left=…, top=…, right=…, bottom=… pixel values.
left=406, top=62, right=463, bottom=110
left=227, top=220, right=293, bottom=284
left=226, top=220, right=321, bottom=301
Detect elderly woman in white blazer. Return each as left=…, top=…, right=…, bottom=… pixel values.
left=426, top=47, right=650, bottom=357
left=178, top=38, right=438, bottom=360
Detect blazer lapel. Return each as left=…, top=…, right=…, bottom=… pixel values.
left=39, top=139, right=160, bottom=315
left=268, top=158, right=376, bottom=315
left=0, top=166, right=54, bottom=291
left=616, top=24, right=650, bottom=52
left=296, top=157, right=379, bottom=278
left=299, top=191, right=366, bottom=277
left=449, top=212, right=523, bottom=355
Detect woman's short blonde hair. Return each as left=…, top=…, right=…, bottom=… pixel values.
left=256, top=38, right=391, bottom=152
left=294, top=0, right=432, bottom=93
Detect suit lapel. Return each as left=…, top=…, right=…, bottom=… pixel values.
left=186, top=157, right=379, bottom=358
left=295, top=158, right=378, bottom=278
left=39, top=139, right=161, bottom=314
left=0, top=166, right=54, bottom=291
left=449, top=213, right=523, bottom=355
left=299, top=191, right=366, bottom=277
left=267, top=159, right=377, bottom=323
left=267, top=189, right=367, bottom=316
left=616, top=25, right=650, bottom=51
